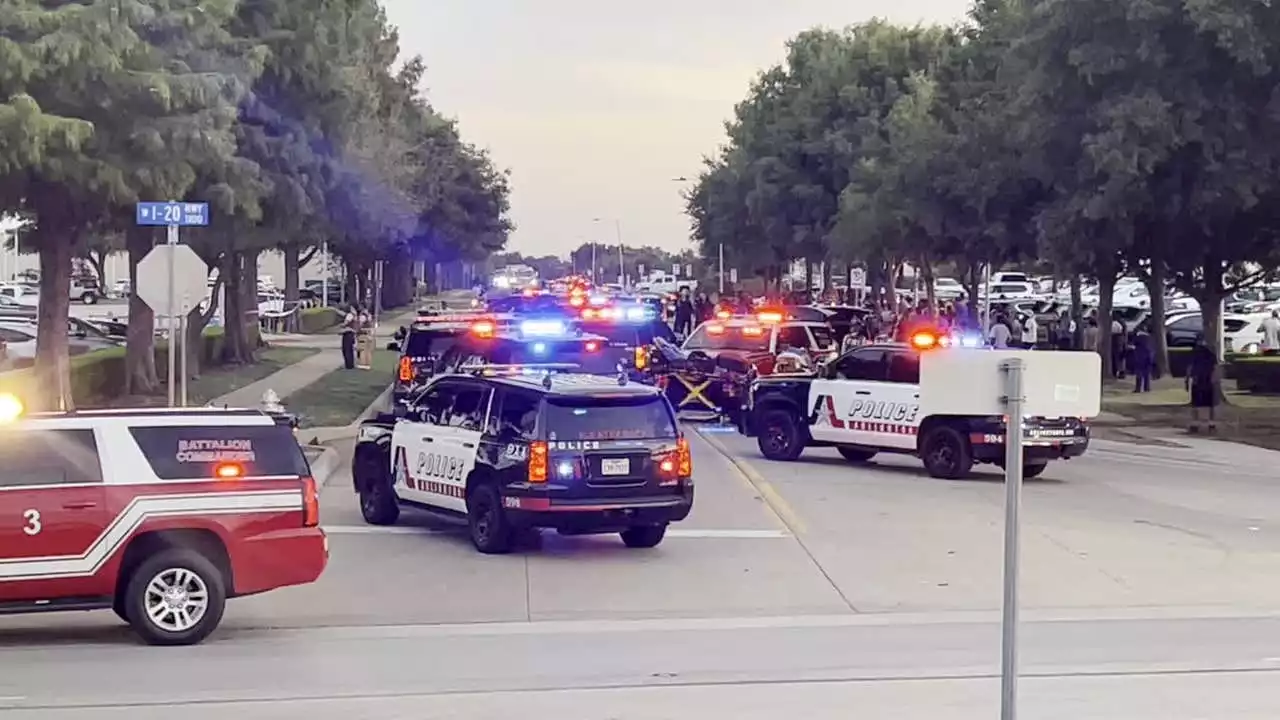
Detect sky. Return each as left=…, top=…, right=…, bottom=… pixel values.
left=379, top=0, right=970, bottom=258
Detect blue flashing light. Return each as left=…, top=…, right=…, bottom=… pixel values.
left=521, top=319, right=565, bottom=336
left=556, top=461, right=575, bottom=478
left=958, top=333, right=983, bottom=348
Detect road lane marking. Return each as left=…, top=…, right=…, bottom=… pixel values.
left=322, top=525, right=788, bottom=539
left=691, top=428, right=808, bottom=535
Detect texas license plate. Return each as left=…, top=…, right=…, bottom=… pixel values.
left=601, top=458, right=630, bottom=476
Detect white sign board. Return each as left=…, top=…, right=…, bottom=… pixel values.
left=136, top=244, right=209, bottom=318
left=919, top=350, right=1101, bottom=418
left=850, top=268, right=866, bottom=287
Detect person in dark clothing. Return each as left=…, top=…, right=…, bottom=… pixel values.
left=1131, top=322, right=1153, bottom=392
left=340, top=304, right=362, bottom=369
left=694, top=292, right=712, bottom=323
left=673, top=289, right=694, bottom=337
left=1186, top=335, right=1218, bottom=433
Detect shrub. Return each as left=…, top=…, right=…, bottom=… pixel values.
left=1167, top=348, right=1244, bottom=379
left=298, top=306, right=343, bottom=333
left=1232, top=356, right=1280, bottom=394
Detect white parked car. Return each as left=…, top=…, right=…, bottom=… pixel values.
left=934, top=277, right=967, bottom=299
left=0, top=321, right=38, bottom=363
left=982, top=281, right=1037, bottom=301
left=0, top=284, right=38, bottom=308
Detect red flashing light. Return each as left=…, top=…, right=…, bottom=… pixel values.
left=741, top=325, right=764, bottom=337
left=585, top=340, right=600, bottom=352
left=715, top=310, right=731, bottom=320
left=757, top=310, right=784, bottom=324
left=529, top=442, right=548, bottom=483
left=677, top=436, right=692, bottom=476
left=214, top=462, right=243, bottom=479
left=471, top=320, right=496, bottom=338
left=706, top=324, right=725, bottom=335
left=910, top=332, right=938, bottom=349
left=569, top=295, right=585, bottom=308
left=398, top=356, right=413, bottom=382
left=634, top=346, right=648, bottom=370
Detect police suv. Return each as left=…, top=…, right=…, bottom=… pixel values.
left=352, top=364, right=694, bottom=554
left=389, top=311, right=510, bottom=405
left=738, top=333, right=1089, bottom=479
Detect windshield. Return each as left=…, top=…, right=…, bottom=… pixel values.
left=403, top=330, right=444, bottom=357
left=810, top=326, right=836, bottom=349
left=543, top=395, right=678, bottom=441
left=685, top=324, right=770, bottom=352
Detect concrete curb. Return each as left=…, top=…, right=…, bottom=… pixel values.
left=305, top=444, right=342, bottom=495
left=691, top=427, right=808, bottom=536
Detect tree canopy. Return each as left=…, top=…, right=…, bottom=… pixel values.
left=686, top=0, right=1280, bottom=375
left=0, top=0, right=512, bottom=408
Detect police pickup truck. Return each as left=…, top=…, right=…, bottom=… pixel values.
left=738, top=337, right=1089, bottom=479
left=352, top=364, right=694, bottom=554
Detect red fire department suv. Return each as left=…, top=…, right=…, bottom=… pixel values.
left=0, top=403, right=327, bottom=645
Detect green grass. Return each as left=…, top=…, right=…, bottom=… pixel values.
left=123, top=346, right=320, bottom=408
left=1101, top=375, right=1280, bottom=450
left=286, top=350, right=397, bottom=428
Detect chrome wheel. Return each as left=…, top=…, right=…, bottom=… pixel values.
left=143, top=567, right=209, bottom=633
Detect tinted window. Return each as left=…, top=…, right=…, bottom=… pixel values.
left=128, top=425, right=308, bottom=480
left=833, top=349, right=887, bottom=381
left=1169, top=315, right=1201, bottom=331
left=543, top=395, right=678, bottom=441
left=1224, top=319, right=1248, bottom=333
left=887, top=352, right=920, bottom=384
left=417, top=383, right=457, bottom=424
left=685, top=324, right=770, bottom=352
left=0, top=327, right=33, bottom=343
left=0, top=429, right=102, bottom=486
left=403, top=330, right=442, bottom=357
left=445, top=383, right=491, bottom=432
left=488, top=388, right=540, bottom=439
left=776, top=326, right=809, bottom=350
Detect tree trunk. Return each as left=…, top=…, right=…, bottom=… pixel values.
left=1070, top=276, right=1084, bottom=350
left=184, top=307, right=205, bottom=380
left=919, top=257, right=937, bottom=313
left=220, top=252, right=249, bottom=365
left=283, top=244, right=300, bottom=333
left=1096, top=271, right=1117, bottom=379
left=87, top=250, right=107, bottom=285
left=124, top=229, right=158, bottom=395
left=33, top=239, right=73, bottom=411
left=243, top=248, right=261, bottom=350
left=1145, top=262, right=1169, bottom=378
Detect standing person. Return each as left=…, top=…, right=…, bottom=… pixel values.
left=694, top=292, right=712, bottom=323
left=1261, top=310, right=1280, bottom=356
left=989, top=312, right=1012, bottom=349
left=1110, top=313, right=1128, bottom=378
left=1186, top=335, right=1218, bottom=433
left=673, top=289, right=694, bottom=338
left=340, top=304, right=363, bottom=370
left=1131, top=322, right=1153, bottom=392
left=1084, top=317, right=1100, bottom=355
left=1019, top=311, right=1039, bottom=349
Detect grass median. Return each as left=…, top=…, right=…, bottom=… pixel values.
left=125, top=346, right=321, bottom=407
left=1101, top=375, right=1280, bottom=450
left=285, top=349, right=397, bottom=428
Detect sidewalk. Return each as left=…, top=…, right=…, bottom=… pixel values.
left=211, top=351, right=342, bottom=408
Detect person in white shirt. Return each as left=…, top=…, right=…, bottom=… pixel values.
left=1020, top=313, right=1038, bottom=349
left=1262, top=310, right=1280, bottom=356
left=989, top=315, right=1012, bottom=348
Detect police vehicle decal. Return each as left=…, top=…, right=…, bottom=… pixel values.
left=810, top=393, right=920, bottom=435
left=501, top=443, right=528, bottom=461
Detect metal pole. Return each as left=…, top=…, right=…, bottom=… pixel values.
left=981, top=263, right=992, bottom=334
left=591, top=243, right=597, bottom=283
left=718, top=242, right=725, bottom=294
left=615, top=220, right=624, bottom=287
left=180, top=294, right=189, bottom=407
left=1217, top=298, right=1226, bottom=361
left=321, top=239, right=328, bottom=308
left=166, top=222, right=178, bottom=408
left=1000, top=358, right=1026, bottom=720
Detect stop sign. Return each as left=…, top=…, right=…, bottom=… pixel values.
left=135, top=244, right=209, bottom=317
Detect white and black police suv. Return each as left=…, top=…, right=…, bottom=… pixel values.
left=737, top=333, right=1089, bottom=479
left=352, top=364, right=694, bottom=554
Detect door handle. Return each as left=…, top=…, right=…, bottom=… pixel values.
left=913, top=394, right=919, bottom=399
left=855, top=390, right=871, bottom=396
left=62, top=502, right=97, bottom=510
left=461, top=442, right=475, bottom=449
left=421, top=437, right=434, bottom=442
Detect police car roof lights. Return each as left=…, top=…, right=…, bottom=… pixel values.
left=757, top=310, right=785, bottom=324
left=520, top=318, right=567, bottom=337
left=911, top=331, right=939, bottom=349
left=462, top=362, right=581, bottom=377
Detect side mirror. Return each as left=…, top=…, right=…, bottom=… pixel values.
left=386, top=341, right=400, bottom=351
left=394, top=327, right=407, bottom=340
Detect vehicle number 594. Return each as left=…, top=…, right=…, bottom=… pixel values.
left=22, top=509, right=41, bottom=536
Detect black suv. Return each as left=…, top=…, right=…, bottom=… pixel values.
left=351, top=366, right=694, bottom=553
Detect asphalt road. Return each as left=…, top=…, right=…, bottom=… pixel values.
left=2, top=426, right=1279, bottom=718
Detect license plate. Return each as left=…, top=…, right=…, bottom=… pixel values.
left=601, top=458, right=630, bottom=476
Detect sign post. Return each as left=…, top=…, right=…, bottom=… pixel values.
left=135, top=202, right=210, bottom=407
left=1000, top=358, right=1026, bottom=720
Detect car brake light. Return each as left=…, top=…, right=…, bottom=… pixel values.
left=302, top=476, right=319, bottom=527
left=634, top=346, right=648, bottom=369
left=529, top=441, right=548, bottom=483
left=398, top=356, right=413, bottom=382
left=715, top=310, right=731, bottom=320
left=742, top=325, right=764, bottom=336
left=214, top=462, right=242, bottom=479
left=677, top=436, right=692, bottom=476
left=911, top=332, right=938, bottom=349
left=569, top=295, right=585, bottom=308
left=706, top=324, right=725, bottom=335
left=585, top=340, right=600, bottom=352
left=472, top=320, right=495, bottom=338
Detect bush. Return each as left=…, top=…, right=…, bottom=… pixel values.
left=298, top=306, right=343, bottom=333
left=1167, top=348, right=1244, bottom=379
left=1233, top=356, right=1280, bottom=394
left=0, top=325, right=261, bottom=406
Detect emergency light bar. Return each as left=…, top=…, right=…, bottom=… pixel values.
left=520, top=319, right=566, bottom=336
left=462, top=362, right=581, bottom=377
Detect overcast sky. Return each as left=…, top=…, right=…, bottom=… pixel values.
left=380, top=0, right=969, bottom=257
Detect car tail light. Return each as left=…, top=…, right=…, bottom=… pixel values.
left=529, top=441, right=548, bottom=483
left=471, top=320, right=496, bottom=338
left=302, top=476, right=319, bottom=527
left=585, top=340, right=600, bottom=352
left=677, top=436, right=692, bottom=476
left=634, top=346, right=648, bottom=370
left=398, top=356, right=413, bottom=382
